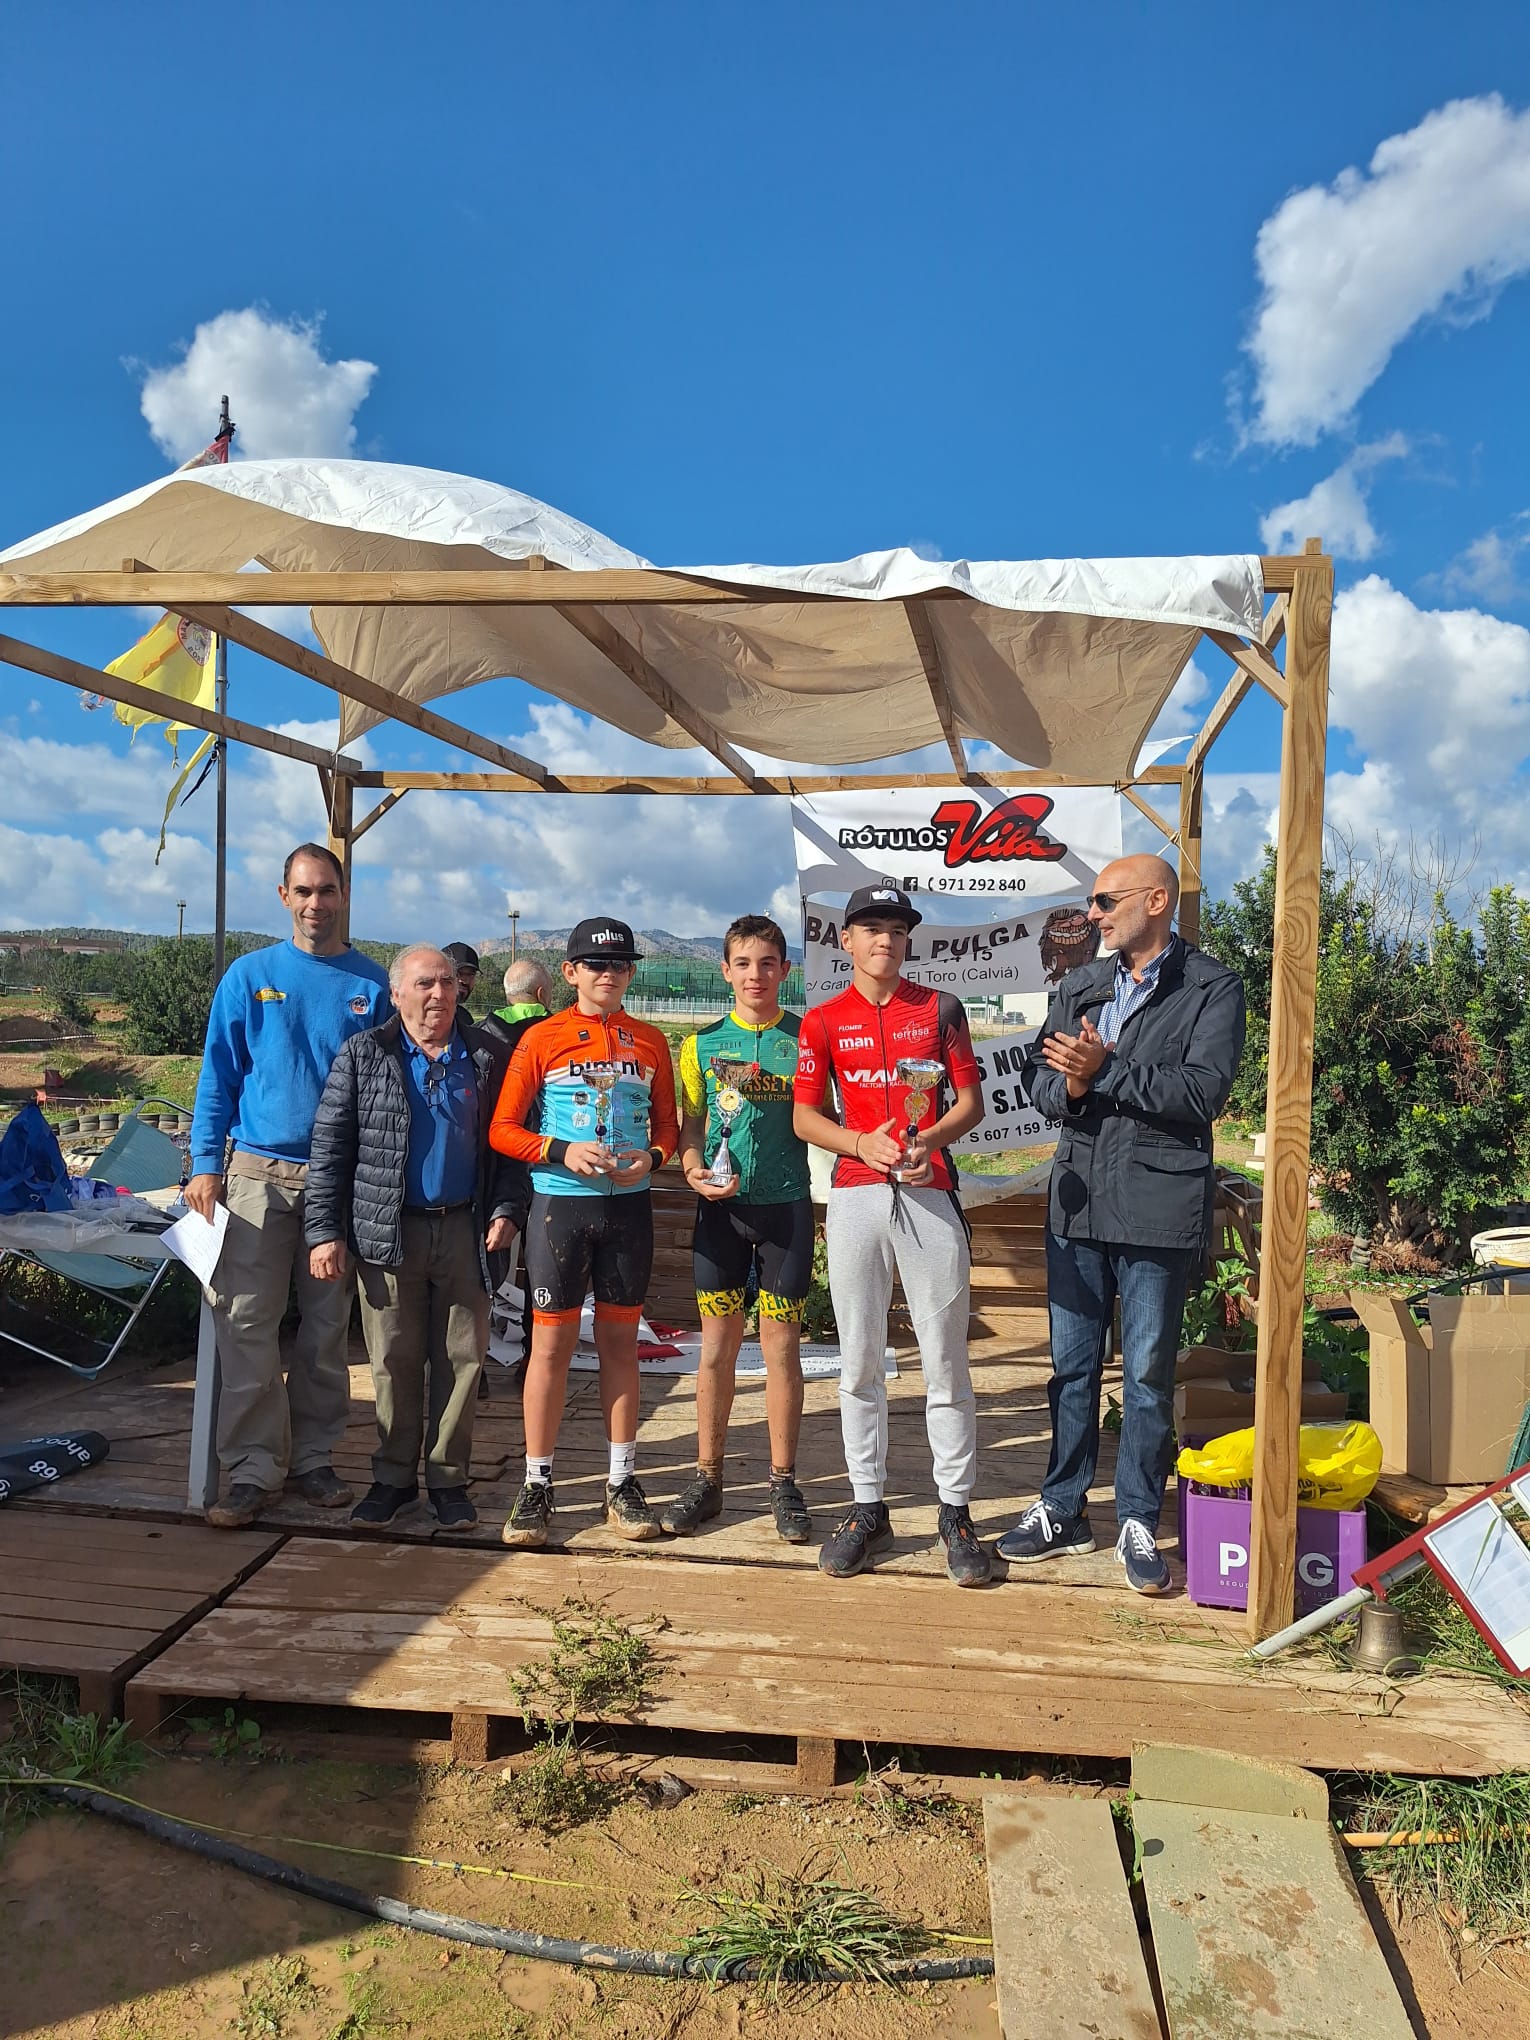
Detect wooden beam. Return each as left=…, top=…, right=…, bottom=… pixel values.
left=1177, top=763, right=1205, bottom=944
left=0, top=568, right=773, bottom=609
left=348, top=764, right=1189, bottom=794
left=327, top=772, right=355, bottom=945
left=1248, top=545, right=1332, bottom=1642
left=0, top=632, right=359, bottom=774
left=174, top=603, right=558, bottom=789
left=903, top=597, right=966, bottom=775
left=1204, top=629, right=1290, bottom=710
left=1186, top=593, right=1289, bottom=775
left=350, top=788, right=408, bottom=843
left=1117, top=781, right=1179, bottom=845
left=1258, top=555, right=1315, bottom=592
left=552, top=600, right=765, bottom=790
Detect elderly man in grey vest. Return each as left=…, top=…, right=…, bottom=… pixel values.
left=1000, top=855, right=1246, bottom=1594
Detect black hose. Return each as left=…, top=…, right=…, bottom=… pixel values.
left=34, top=1780, right=993, bottom=1984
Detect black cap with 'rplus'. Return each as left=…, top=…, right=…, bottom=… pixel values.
left=566, top=916, right=641, bottom=963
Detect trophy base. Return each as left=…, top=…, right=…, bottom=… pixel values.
left=703, top=1169, right=740, bottom=1192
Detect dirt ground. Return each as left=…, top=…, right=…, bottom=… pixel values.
left=3, top=1749, right=1529, bottom=2039
left=0, top=1754, right=1000, bottom=2040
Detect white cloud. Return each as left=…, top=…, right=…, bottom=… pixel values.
left=1434, top=513, right=1530, bottom=605
left=1246, top=95, right=1530, bottom=446
left=1148, top=657, right=1212, bottom=743
left=137, top=308, right=378, bottom=463
left=1259, top=435, right=1409, bottom=560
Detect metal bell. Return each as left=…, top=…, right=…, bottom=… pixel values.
left=1348, top=1599, right=1420, bottom=1677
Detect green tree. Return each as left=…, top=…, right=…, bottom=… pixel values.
left=34, top=948, right=95, bottom=1032
left=125, top=937, right=223, bottom=1054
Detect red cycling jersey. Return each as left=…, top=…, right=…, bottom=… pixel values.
left=794, top=979, right=980, bottom=1191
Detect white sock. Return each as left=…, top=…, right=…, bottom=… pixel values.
left=526, top=1455, right=553, bottom=1487
left=608, top=1440, right=637, bottom=1487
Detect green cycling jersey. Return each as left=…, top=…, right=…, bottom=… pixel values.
left=678, top=1008, right=809, bottom=1204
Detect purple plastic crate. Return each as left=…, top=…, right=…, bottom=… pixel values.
left=1181, top=1485, right=1368, bottom=1612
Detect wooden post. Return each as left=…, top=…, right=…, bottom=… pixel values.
left=1247, top=542, right=1332, bottom=1640
left=1178, top=763, right=1204, bottom=945
left=327, top=770, right=355, bottom=944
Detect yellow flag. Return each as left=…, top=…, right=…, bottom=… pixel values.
left=155, top=732, right=217, bottom=863
left=106, top=613, right=217, bottom=756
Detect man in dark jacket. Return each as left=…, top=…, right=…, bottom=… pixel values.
left=999, top=855, right=1246, bottom=1594
left=475, top=958, right=551, bottom=1377
left=305, top=945, right=526, bottom=1530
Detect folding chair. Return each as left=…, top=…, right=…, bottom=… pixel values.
left=0, top=1098, right=189, bottom=1379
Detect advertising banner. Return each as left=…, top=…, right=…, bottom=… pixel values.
left=952, top=1029, right=1050, bottom=1156
left=803, top=896, right=1101, bottom=1005
left=792, top=785, right=1121, bottom=903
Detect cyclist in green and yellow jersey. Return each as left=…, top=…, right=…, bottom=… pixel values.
left=665, top=914, right=813, bottom=1544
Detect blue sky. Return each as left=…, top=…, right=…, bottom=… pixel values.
left=3, top=2, right=1530, bottom=945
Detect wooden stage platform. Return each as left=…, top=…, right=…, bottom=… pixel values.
left=4, top=1301, right=1528, bottom=1780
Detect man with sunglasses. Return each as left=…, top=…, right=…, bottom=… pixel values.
left=305, top=945, right=525, bottom=1529
left=490, top=918, right=678, bottom=1546
left=1000, top=855, right=1245, bottom=1593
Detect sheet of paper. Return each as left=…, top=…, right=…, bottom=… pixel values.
left=159, top=1202, right=229, bottom=1288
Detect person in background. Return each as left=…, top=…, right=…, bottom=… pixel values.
left=187, top=843, right=390, bottom=1528
left=444, top=942, right=480, bottom=1011
left=305, top=945, right=524, bottom=1530
left=1001, top=854, right=1246, bottom=1594
left=474, top=958, right=553, bottom=1383
left=489, top=918, right=678, bottom=1548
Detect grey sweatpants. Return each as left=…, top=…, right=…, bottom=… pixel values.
left=824, top=1183, right=976, bottom=1506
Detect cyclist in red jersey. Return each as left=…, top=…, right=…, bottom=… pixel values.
left=793, top=885, right=991, bottom=1587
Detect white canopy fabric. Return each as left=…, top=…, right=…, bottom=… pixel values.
left=1, top=459, right=1265, bottom=776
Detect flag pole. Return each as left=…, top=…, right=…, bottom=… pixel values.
left=212, top=394, right=234, bottom=984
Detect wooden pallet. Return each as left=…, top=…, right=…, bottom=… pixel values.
left=122, top=1533, right=1530, bottom=1778
left=0, top=1515, right=281, bottom=1719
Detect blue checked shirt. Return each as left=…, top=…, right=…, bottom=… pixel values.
left=1096, top=939, right=1176, bottom=1047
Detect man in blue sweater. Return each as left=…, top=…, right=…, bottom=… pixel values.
left=187, top=844, right=391, bottom=1527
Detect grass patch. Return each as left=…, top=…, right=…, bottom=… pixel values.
left=678, top=1862, right=931, bottom=1991
left=492, top=1725, right=619, bottom=1834
left=0, top=1671, right=144, bottom=1835
left=853, top=1759, right=974, bottom=1836
left=1302, top=1570, right=1523, bottom=1690
left=1340, top=1772, right=1530, bottom=1942
left=508, top=1594, right=668, bottom=1726
left=231, top=1955, right=323, bottom=2038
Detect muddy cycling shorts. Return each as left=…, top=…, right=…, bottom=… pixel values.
left=693, top=1195, right=814, bottom=1323
left=523, top=1190, right=654, bottom=1326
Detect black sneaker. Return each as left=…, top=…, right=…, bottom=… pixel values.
left=818, top=1502, right=894, bottom=1579
left=350, top=1482, right=421, bottom=1527
left=769, top=1476, right=812, bottom=1545
left=289, top=1465, right=354, bottom=1509
left=205, top=1482, right=275, bottom=1529
left=1115, top=1518, right=1170, bottom=1595
left=662, top=1472, right=723, bottom=1535
left=604, top=1476, right=662, bottom=1541
left=429, top=1486, right=478, bottom=1530
left=995, top=1499, right=1096, bottom=1564
left=937, top=1503, right=993, bottom=1588
left=502, top=1479, right=554, bottom=1548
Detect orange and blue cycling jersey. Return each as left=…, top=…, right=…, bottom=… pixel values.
left=489, top=1006, right=678, bottom=1198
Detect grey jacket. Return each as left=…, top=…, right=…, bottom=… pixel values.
left=304, top=1015, right=527, bottom=1283
left=1022, top=938, right=1246, bottom=1250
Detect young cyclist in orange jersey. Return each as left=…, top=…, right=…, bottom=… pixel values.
left=489, top=918, right=678, bottom=1546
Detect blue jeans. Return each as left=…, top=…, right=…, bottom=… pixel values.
left=1042, top=1231, right=1198, bottom=1531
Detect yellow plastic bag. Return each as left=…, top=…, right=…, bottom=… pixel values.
left=1176, top=1420, right=1382, bottom=1509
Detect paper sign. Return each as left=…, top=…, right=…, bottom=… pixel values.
left=952, top=1029, right=1052, bottom=1156
left=159, top=1203, right=229, bottom=1288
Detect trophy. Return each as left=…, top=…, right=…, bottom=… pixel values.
left=705, top=1057, right=751, bottom=1188
left=892, top=1058, right=944, bottom=1182
left=582, top=1062, right=621, bottom=1166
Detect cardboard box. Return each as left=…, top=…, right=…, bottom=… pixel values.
left=1351, top=1289, right=1530, bottom=1484
left=1180, top=1485, right=1367, bottom=1612
left=1175, top=1357, right=1347, bottom=1439
left=1177, top=1343, right=1326, bottom=1386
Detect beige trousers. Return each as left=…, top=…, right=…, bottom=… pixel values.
left=356, top=1208, right=488, bottom=1491
left=211, top=1152, right=354, bottom=1490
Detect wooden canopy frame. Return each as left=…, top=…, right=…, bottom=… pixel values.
left=0, top=541, right=1331, bottom=1639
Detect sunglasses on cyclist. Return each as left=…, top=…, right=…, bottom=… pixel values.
left=1086, top=886, right=1152, bottom=912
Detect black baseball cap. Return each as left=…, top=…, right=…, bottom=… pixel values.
left=443, top=942, right=480, bottom=972
left=843, top=884, right=922, bottom=930
left=566, top=916, right=641, bottom=964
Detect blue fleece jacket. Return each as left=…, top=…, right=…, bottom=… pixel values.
left=190, top=941, right=392, bottom=1174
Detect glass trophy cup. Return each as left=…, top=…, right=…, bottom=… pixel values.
left=892, top=1058, right=944, bottom=1183
left=705, top=1057, right=751, bottom=1188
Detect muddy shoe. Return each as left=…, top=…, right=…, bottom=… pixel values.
left=662, top=1472, right=723, bottom=1535
left=289, top=1465, right=353, bottom=1509
left=769, top=1476, right=812, bottom=1544
left=937, top=1503, right=993, bottom=1587
left=604, top=1475, right=662, bottom=1541
left=502, top=1479, right=554, bottom=1548
left=206, top=1483, right=274, bottom=1529
left=817, top=1502, right=893, bottom=1579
